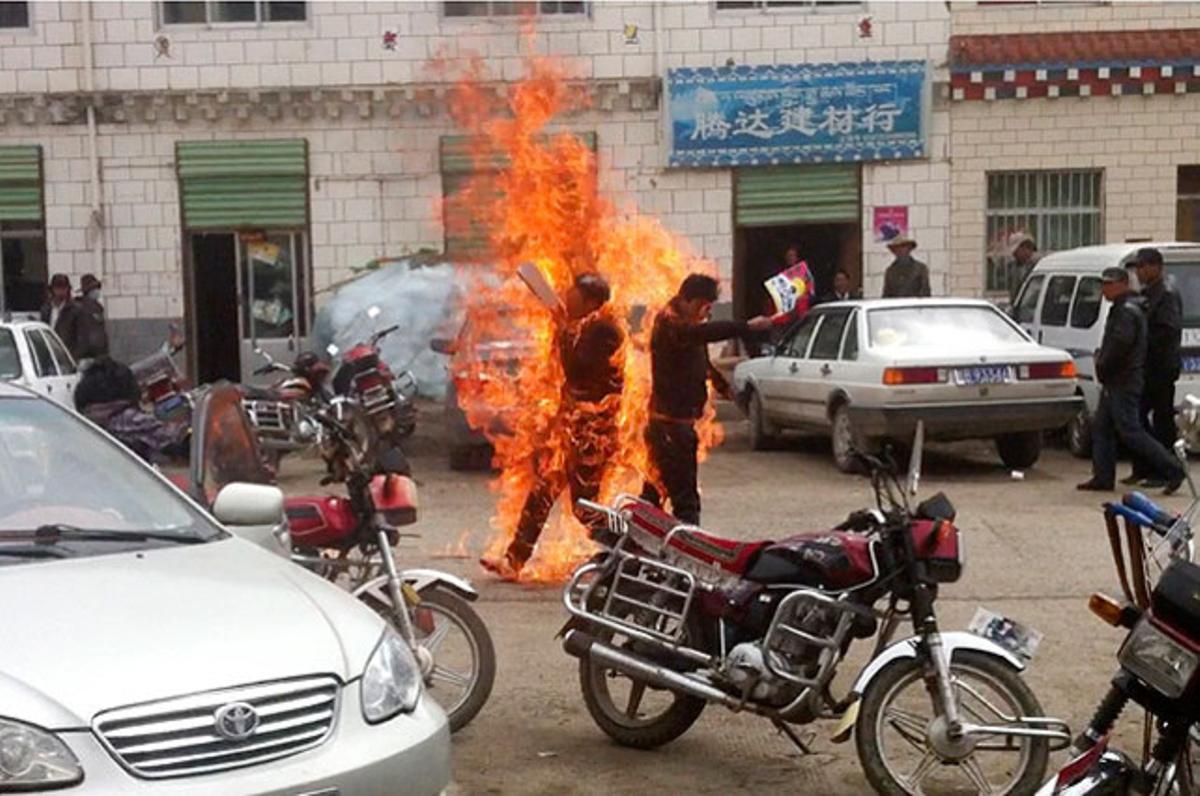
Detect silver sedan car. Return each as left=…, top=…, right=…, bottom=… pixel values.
left=0, top=384, right=450, bottom=794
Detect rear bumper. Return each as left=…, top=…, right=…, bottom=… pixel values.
left=847, top=396, right=1083, bottom=440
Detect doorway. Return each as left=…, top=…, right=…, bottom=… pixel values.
left=734, top=223, right=861, bottom=320
left=190, top=233, right=239, bottom=383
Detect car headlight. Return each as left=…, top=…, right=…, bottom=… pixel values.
left=361, top=628, right=422, bottom=723
left=1118, top=618, right=1199, bottom=698
left=0, top=717, right=83, bottom=789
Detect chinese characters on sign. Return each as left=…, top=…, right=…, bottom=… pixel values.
left=668, top=61, right=927, bottom=168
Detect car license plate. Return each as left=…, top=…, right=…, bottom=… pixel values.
left=954, top=365, right=1010, bottom=386
left=968, top=607, right=1043, bottom=662
left=1184, top=356, right=1200, bottom=373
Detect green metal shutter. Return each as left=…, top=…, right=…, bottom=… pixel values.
left=440, top=133, right=597, bottom=260
left=0, top=145, right=44, bottom=222
left=176, top=139, right=309, bottom=229
left=734, top=164, right=860, bottom=227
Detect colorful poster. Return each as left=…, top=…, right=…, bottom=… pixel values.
left=764, top=262, right=815, bottom=315
left=873, top=206, right=909, bottom=242
left=667, top=61, right=927, bottom=168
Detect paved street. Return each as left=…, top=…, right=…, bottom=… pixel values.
left=279, top=403, right=1188, bottom=795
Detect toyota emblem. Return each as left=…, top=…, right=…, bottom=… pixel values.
left=213, top=702, right=260, bottom=741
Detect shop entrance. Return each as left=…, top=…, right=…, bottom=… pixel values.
left=186, top=230, right=307, bottom=384
left=732, top=164, right=862, bottom=320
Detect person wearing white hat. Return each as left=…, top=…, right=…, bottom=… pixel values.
left=1006, top=232, right=1041, bottom=305
left=881, top=234, right=931, bottom=298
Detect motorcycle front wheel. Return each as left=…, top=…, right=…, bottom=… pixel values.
left=855, top=650, right=1049, bottom=796
left=360, top=585, right=495, bottom=733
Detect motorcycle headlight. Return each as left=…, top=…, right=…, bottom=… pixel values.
left=360, top=628, right=422, bottom=723
left=1118, top=618, right=1199, bottom=698
left=0, top=717, right=83, bottom=789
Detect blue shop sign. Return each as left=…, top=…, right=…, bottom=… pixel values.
left=667, top=61, right=927, bottom=168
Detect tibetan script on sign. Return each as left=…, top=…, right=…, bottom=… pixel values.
left=667, top=61, right=927, bottom=168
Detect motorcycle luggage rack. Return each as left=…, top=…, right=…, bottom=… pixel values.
left=244, top=399, right=295, bottom=435
left=600, top=552, right=697, bottom=644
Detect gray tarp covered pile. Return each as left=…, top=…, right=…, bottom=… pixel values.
left=313, top=257, right=469, bottom=400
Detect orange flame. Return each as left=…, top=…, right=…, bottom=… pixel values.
left=439, top=41, right=723, bottom=583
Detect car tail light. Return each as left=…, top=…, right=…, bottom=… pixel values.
left=1018, top=361, right=1076, bottom=380
left=882, top=367, right=947, bottom=386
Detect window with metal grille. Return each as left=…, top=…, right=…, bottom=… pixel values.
left=0, top=2, right=29, bottom=28
left=985, top=169, right=1103, bottom=294
left=716, top=1, right=861, bottom=10
left=159, top=1, right=306, bottom=26
left=442, top=1, right=586, bottom=18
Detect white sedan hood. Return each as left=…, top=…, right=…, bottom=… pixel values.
left=0, top=538, right=384, bottom=728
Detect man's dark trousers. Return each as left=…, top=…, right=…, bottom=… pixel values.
left=640, top=418, right=700, bottom=525
left=1093, top=387, right=1184, bottom=488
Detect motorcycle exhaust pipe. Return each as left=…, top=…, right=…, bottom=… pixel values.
left=563, top=630, right=743, bottom=710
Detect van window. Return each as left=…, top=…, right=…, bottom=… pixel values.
left=840, top=311, right=859, bottom=361
left=1169, top=263, right=1200, bottom=326
left=810, top=309, right=850, bottom=360
left=783, top=313, right=819, bottom=358
left=1070, top=277, right=1103, bottom=328
left=1040, top=276, right=1075, bottom=327
left=1014, top=274, right=1045, bottom=324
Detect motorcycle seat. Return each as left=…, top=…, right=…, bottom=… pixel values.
left=241, top=385, right=282, bottom=401
left=623, top=499, right=771, bottom=576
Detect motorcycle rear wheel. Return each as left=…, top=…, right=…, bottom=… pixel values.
left=577, top=620, right=706, bottom=750
left=855, top=650, right=1048, bottom=796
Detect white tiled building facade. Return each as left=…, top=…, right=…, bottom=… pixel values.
left=2, top=1, right=1198, bottom=375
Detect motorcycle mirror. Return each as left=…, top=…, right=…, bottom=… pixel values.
left=906, top=420, right=925, bottom=497
left=367, top=305, right=382, bottom=320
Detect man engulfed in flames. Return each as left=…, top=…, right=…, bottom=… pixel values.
left=442, top=45, right=726, bottom=582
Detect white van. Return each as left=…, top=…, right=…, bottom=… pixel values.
left=1012, top=241, right=1200, bottom=457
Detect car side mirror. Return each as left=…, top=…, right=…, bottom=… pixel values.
left=213, top=482, right=285, bottom=527
left=430, top=338, right=457, bottom=355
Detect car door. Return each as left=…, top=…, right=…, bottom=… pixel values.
left=1013, top=273, right=1046, bottom=339
left=798, top=308, right=852, bottom=427
left=23, top=328, right=72, bottom=406
left=759, top=312, right=821, bottom=425
left=42, top=329, right=80, bottom=404
left=1037, top=275, right=1076, bottom=350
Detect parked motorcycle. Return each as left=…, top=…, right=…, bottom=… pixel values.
left=327, top=305, right=418, bottom=446
left=284, top=404, right=494, bottom=732
left=242, top=347, right=332, bottom=467
left=1038, top=411, right=1200, bottom=795
left=560, top=424, right=1069, bottom=795
left=130, top=327, right=190, bottom=423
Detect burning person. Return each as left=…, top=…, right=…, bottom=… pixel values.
left=482, top=272, right=625, bottom=578
left=641, top=275, right=771, bottom=524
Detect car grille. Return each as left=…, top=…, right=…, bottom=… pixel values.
left=93, top=676, right=340, bottom=779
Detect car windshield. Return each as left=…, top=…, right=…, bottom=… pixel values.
left=1168, top=263, right=1200, bottom=326
left=0, top=329, right=21, bottom=379
left=868, top=305, right=1029, bottom=349
left=0, top=398, right=218, bottom=539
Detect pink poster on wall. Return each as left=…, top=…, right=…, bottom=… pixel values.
left=873, top=206, right=909, bottom=243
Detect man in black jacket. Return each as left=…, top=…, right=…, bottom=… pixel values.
left=1079, top=267, right=1184, bottom=493
left=38, top=274, right=80, bottom=355
left=640, top=274, right=771, bottom=523
left=1123, top=247, right=1184, bottom=487
left=483, top=273, right=625, bottom=577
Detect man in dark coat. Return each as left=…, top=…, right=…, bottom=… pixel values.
left=1122, top=247, right=1184, bottom=487
left=640, top=274, right=771, bottom=524
left=1078, top=267, right=1185, bottom=493
left=819, top=269, right=861, bottom=304
left=881, top=234, right=931, bottom=298
left=75, top=273, right=109, bottom=363
left=482, top=273, right=626, bottom=577
left=38, top=273, right=80, bottom=355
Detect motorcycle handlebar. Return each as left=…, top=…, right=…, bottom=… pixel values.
left=369, top=324, right=401, bottom=345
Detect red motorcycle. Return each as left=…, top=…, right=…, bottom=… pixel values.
left=561, top=426, right=1069, bottom=795
left=283, top=405, right=494, bottom=733
left=130, top=327, right=190, bottom=423
left=328, top=305, right=417, bottom=446
left=242, top=348, right=337, bottom=468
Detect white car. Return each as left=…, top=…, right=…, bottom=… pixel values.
left=0, top=384, right=451, bottom=794
left=732, top=298, right=1083, bottom=472
left=0, top=319, right=79, bottom=407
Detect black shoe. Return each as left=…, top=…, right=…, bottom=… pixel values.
left=1139, top=478, right=1167, bottom=489
left=1077, top=480, right=1114, bottom=492
left=1164, top=476, right=1186, bottom=496
left=1120, top=473, right=1144, bottom=486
